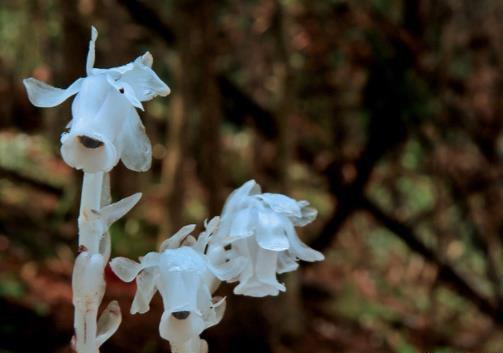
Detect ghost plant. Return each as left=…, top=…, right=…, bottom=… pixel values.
left=110, top=181, right=324, bottom=353
left=24, top=26, right=324, bottom=353
left=24, top=27, right=169, bottom=353
left=110, top=219, right=225, bottom=353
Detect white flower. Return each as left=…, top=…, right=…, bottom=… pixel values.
left=23, top=26, right=170, bottom=173
left=110, top=224, right=226, bottom=353
left=210, top=180, right=324, bottom=297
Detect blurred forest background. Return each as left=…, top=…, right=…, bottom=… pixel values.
left=1, top=0, right=503, bottom=352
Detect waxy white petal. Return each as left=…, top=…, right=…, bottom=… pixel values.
left=208, top=256, right=247, bottom=282
left=139, top=251, right=160, bottom=268
left=255, top=209, right=289, bottom=251
left=160, top=225, right=196, bottom=252
left=120, top=54, right=170, bottom=100
left=284, top=221, right=324, bottom=262
left=205, top=297, right=226, bottom=328
left=131, top=267, right=158, bottom=314
left=23, top=78, right=83, bottom=108
left=277, top=252, right=299, bottom=274
left=96, top=300, right=121, bottom=347
left=110, top=257, right=142, bottom=282
left=258, top=193, right=302, bottom=217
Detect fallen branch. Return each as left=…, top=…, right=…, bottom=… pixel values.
left=361, top=196, right=503, bottom=325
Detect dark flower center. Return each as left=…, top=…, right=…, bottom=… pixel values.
left=171, top=311, right=190, bottom=320
left=78, top=136, right=104, bottom=149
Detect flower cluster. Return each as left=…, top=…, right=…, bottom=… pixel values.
left=25, top=26, right=324, bottom=353
left=209, top=180, right=324, bottom=297
left=110, top=181, right=324, bottom=353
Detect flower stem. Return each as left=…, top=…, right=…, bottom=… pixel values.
left=74, top=171, right=105, bottom=353
left=78, top=172, right=104, bottom=254
left=80, top=172, right=104, bottom=218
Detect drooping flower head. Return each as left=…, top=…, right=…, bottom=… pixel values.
left=110, top=221, right=225, bottom=353
left=23, top=27, right=170, bottom=173
left=209, top=180, right=324, bottom=297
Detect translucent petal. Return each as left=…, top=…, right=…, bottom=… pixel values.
left=205, top=297, right=226, bottom=328
left=86, top=26, right=98, bottom=75
left=139, top=251, right=160, bottom=268
left=255, top=209, right=289, bottom=251
left=159, top=311, right=206, bottom=344
left=277, top=252, right=299, bottom=274
left=255, top=248, right=285, bottom=291
left=284, top=221, right=324, bottom=262
left=118, top=109, right=152, bottom=172
left=207, top=256, right=247, bottom=282
left=96, top=300, right=121, bottom=347
left=131, top=267, right=158, bottom=314
left=233, top=272, right=284, bottom=297
left=158, top=260, right=202, bottom=313
left=23, top=78, right=83, bottom=108
left=257, top=193, right=302, bottom=217
left=160, top=224, right=196, bottom=251
left=170, top=338, right=207, bottom=353
left=290, top=201, right=318, bottom=226
left=110, top=257, right=142, bottom=282
left=60, top=130, right=119, bottom=172
left=63, top=77, right=129, bottom=172
left=228, top=207, right=255, bottom=239
left=71, top=75, right=112, bottom=125
left=106, top=75, right=144, bottom=110
left=119, top=54, right=171, bottom=101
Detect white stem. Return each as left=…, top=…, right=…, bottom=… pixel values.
left=78, top=172, right=104, bottom=254
left=74, top=171, right=104, bottom=353
left=74, top=305, right=99, bottom=353
left=80, top=172, right=104, bottom=214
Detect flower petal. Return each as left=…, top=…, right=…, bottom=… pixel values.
left=60, top=131, right=119, bottom=172
left=257, top=193, right=301, bottom=217
left=106, top=75, right=144, bottom=110
left=117, top=109, right=152, bottom=172
left=284, top=221, right=324, bottom=262
left=23, top=78, right=83, bottom=108
left=118, top=53, right=170, bottom=101
left=205, top=297, right=226, bottom=328
left=290, top=201, right=317, bottom=226
left=86, top=26, right=98, bottom=75
left=255, top=209, right=289, bottom=251
left=277, top=252, right=299, bottom=274
left=131, top=267, right=158, bottom=314
left=110, top=257, right=142, bottom=282
left=96, top=300, right=121, bottom=347
left=255, top=248, right=285, bottom=292
left=159, top=311, right=206, bottom=344
left=160, top=224, right=196, bottom=252
left=207, top=256, right=247, bottom=282
left=227, top=207, right=256, bottom=240
left=139, top=251, right=160, bottom=268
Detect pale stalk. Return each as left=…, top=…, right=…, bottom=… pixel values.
left=79, top=172, right=104, bottom=253
left=74, top=171, right=104, bottom=353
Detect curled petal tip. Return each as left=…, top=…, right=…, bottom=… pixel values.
left=142, top=52, right=153, bottom=67
left=91, top=26, right=98, bottom=41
